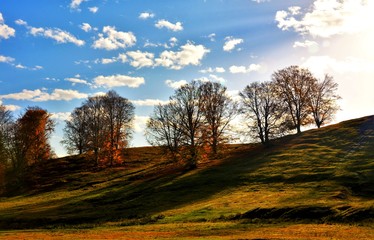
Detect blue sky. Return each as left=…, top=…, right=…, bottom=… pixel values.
left=1, top=0, right=373, bottom=156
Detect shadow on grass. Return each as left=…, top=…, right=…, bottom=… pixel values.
left=0, top=145, right=270, bottom=229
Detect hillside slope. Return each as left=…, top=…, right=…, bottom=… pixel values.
left=0, top=115, right=373, bottom=229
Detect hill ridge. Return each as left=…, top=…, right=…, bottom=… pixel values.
left=0, top=115, right=373, bottom=229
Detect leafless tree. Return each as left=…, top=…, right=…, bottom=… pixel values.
left=169, top=81, right=204, bottom=168
left=61, top=106, right=89, bottom=155
left=145, top=103, right=183, bottom=159
left=200, top=81, right=238, bottom=155
left=240, top=81, right=286, bottom=145
left=309, top=74, right=340, bottom=128
left=272, top=65, right=316, bottom=133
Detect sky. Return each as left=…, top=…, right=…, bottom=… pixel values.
left=1, top=0, right=373, bottom=157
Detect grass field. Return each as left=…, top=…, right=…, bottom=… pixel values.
left=0, top=115, right=373, bottom=238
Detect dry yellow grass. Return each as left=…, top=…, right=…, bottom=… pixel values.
left=1, top=223, right=373, bottom=239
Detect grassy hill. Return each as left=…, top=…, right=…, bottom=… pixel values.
left=0, top=115, right=373, bottom=235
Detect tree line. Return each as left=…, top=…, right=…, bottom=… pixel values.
left=145, top=65, right=340, bottom=168
left=0, top=65, right=340, bottom=192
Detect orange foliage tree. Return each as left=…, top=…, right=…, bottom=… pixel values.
left=15, top=107, right=55, bottom=168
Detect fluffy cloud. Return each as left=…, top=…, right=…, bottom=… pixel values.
left=155, top=19, right=183, bottom=32
left=0, top=54, right=42, bottom=70
left=302, top=56, right=374, bottom=78
left=165, top=79, right=188, bottom=89
left=155, top=42, right=210, bottom=70
left=70, top=0, right=87, bottom=9
left=4, top=104, right=21, bottom=111
left=293, top=40, right=319, bottom=53
left=0, top=13, right=15, bottom=39
left=131, top=99, right=169, bottom=106
left=94, top=74, right=145, bottom=88
left=0, top=55, right=15, bottom=63
left=139, top=12, right=155, bottom=20
left=0, top=99, right=21, bottom=111
left=229, top=64, right=261, bottom=74
left=195, top=74, right=225, bottom=84
left=88, top=6, right=99, bottom=13
left=0, top=89, right=88, bottom=102
left=15, top=19, right=27, bottom=26
left=65, top=77, right=90, bottom=86
left=293, top=40, right=318, bottom=48
left=127, top=50, right=155, bottom=68
left=29, top=26, right=85, bottom=46
left=275, top=0, right=374, bottom=38
left=223, top=37, right=243, bottom=52
left=50, top=112, right=72, bottom=121
left=92, top=26, right=136, bottom=50
left=133, top=115, right=149, bottom=133
left=80, top=23, right=92, bottom=32
left=199, top=67, right=225, bottom=73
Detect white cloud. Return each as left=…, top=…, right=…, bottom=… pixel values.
left=29, top=26, right=85, bottom=46
left=0, top=55, right=15, bottom=63
left=117, top=53, right=128, bottom=63
left=101, top=57, right=118, bottom=64
left=165, top=79, right=188, bottom=89
left=199, top=67, right=225, bottom=73
left=275, top=0, right=374, bottom=38
left=131, top=99, right=169, bottom=107
left=51, top=112, right=72, bottom=121
left=15, top=64, right=26, bottom=69
left=0, top=89, right=88, bottom=102
left=139, top=12, right=155, bottom=20
left=293, top=40, right=318, bottom=48
left=208, top=74, right=225, bottom=83
left=70, top=0, right=87, bottom=10
left=302, top=56, right=374, bottom=78
left=195, top=74, right=225, bottom=84
left=155, top=19, right=183, bottom=32
left=229, top=64, right=261, bottom=74
left=293, top=40, right=319, bottom=53
left=155, top=42, right=210, bottom=70
left=206, top=33, right=216, bottom=42
left=65, top=77, right=90, bottom=86
left=127, top=50, right=155, bottom=68
left=0, top=13, right=16, bottom=39
left=252, top=0, right=269, bottom=3
left=80, top=23, right=92, bottom=32
left=94, top=74, right=145, bottom=88
left=223, top=36, right=244, bottom=52
left=92, top=26, right=136, bottom=50
left=15, top=19, right=27, bottom=26
left=88, top=6, right=99, bottom=13
left=133, top=115, right=149, bottom=133
left=0, top=100, right=21, bottom=112
left=0, top=55, right=42, bottom=70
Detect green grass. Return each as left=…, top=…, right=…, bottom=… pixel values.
left=0, top=115, right=373, bottom=232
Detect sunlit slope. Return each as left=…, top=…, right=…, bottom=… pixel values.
left=0, top=115, right=373, bottom=229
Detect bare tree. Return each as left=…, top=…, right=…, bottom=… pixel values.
left=61, top=106, right=89, bottom=155
left=200, top=81, right=238, bottom=155
left=272, top=65, right=316, bottom=133
left=309, top=74, right=340, bottom=128
left=240, top=81, right=286, bottom=144
left=145, top=103, right=183, bottom=158
left=169, top=81, right=204, bottom=168
left=0, top=105, right=13, bottom=163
